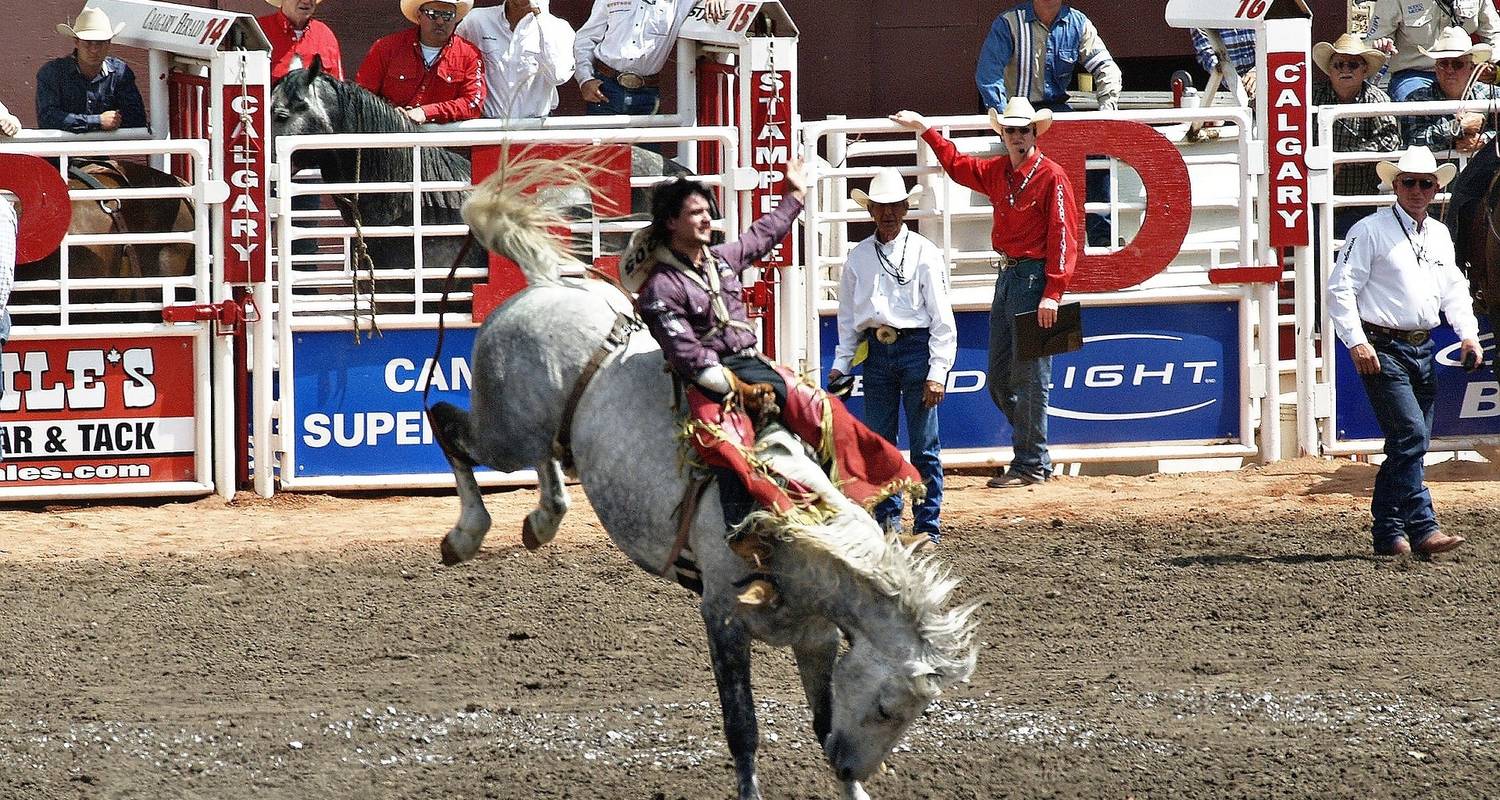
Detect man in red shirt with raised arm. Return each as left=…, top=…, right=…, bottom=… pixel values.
left=356, top=0, right=484, bottom=124
left=892, top=98, right=1079, bottom=488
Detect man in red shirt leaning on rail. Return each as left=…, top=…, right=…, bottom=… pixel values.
left=891, top=99, right=1080, bottom=488
left=258, top=0, right=344, bottom=84
left=357, top=0, right=484, bottom=124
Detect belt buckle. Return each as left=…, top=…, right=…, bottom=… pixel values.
left=995, top=254, right=1014, bottom=271
left=874, top=325, right=900, bottom=345
left=1407, top=330, right=1429, bottom=345
left=617, top=71, right=646, bottom=90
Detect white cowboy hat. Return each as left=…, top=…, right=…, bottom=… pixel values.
left=266, top=0, right=325, bottom=7
left=1375, top=146, right=1458, bottom=189
left=400, top=0, right=472, bottom=24
left=57, top=7, right=125, bottom=41
left=1312, top=33, right=1388, bottom=76
left=987, top=97, right=1053, bottom=137
left=1418, top=26, right=1493, bottom=63
left=851, top=168, right=922, bottom=209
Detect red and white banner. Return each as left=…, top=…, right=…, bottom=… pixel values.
left=223, top=83, right=268, bottom=283
left=1267, top=49, right=1310, bottom=247
left=0, top=337, right=198, bottom=487
left=750, top=70, right=793, bottom=267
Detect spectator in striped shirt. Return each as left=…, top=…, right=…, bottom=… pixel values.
left=976, top=0, right=1121, bottom=114
left=1191, top=28, right=1257, bottom=100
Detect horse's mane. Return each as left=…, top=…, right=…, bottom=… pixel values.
left=748, top=504, right=980, bottom=686
left=322, top=76, right=472, bottom=214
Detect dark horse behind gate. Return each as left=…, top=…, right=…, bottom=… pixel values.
left=268, top=57, right=700, bottom=283
left=1451, top=143, right=1500, bottom=382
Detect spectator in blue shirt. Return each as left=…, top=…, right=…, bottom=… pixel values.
left=976, top=0, right=1122, bottom=113
left=37, top=7, right=147, bottom=134
left=1191, top=28, right=1257, bottom=98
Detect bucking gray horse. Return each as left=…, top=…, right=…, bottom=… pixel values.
left=429, top=159, right=979, bottom=800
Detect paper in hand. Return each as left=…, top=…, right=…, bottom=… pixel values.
left=1014, top=301, right=1083, bottom=360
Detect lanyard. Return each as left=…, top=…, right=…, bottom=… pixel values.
left=1008, top=153, right=1044, bottom=207
left=874, top=232, right=911, bottom=285
left=1391, top=206, right=1430, bottom=268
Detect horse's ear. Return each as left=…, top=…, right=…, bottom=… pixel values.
left=308, top=54, right=324, bottom=77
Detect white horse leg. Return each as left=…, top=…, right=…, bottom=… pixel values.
left=702, top=601, right=764, bottom=800
left=439, top=455, right=492, bottom=565
left=432, top=402, right=492, bottom=565
left=521, top=458, right=569, bottom=550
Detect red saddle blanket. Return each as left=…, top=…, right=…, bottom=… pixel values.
left=683, top=363, right=921, bottom=516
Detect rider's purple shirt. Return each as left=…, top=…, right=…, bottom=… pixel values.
left=638, top=194, right=803, bottom=377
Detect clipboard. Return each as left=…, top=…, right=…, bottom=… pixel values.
left=1014, top=301, right=1083, bottom=359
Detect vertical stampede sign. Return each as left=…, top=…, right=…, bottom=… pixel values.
left=751, top=69, right=793, bottom=266
left=0, top=338, right=198, bottom=487
left=223, top=82, right=268, bottom=282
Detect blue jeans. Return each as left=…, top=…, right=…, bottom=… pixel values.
left=585, top=74, right=661, bottom=116
left=1359, top=335, right=1440, bottom=551
left=988, top=258, right=1051, bottom=479
left=1388, top=69, right=1436, bottom=102
left=861, top=330, right=943, bottom=538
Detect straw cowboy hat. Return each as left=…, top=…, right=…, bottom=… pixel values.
left=1418, top=26, right=1493, bottom=63
left=400, top=0, right=472, bottom=24
left=56, top=7, right=125, bottom=41
left=1312, top=33, right=1387, bottom=76
left=851, top=167, right=922, bottom=209
left=987, top=97, right=1052, bottom=137
left=1375, top=146, right=1458, bottom=190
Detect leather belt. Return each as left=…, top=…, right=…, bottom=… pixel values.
left=1363, top=321, right=1430, bottom=345
left=593, top=59, right=659, bottom=89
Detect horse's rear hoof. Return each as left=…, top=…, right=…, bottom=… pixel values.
left=440, top=536, right=465, bottom=566
left=522, top=517, right=542, bottom=551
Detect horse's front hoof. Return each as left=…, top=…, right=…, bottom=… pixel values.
left=522, top=516, right=542, bottom=550
left=439, top=535, right=466, bottom=566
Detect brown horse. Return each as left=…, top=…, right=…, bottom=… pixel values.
left=1463, top=162, right=1500, bottom=383
left=21, top=159, right=196, bottom=320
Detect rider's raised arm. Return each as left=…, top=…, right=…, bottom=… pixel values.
left=709, top=193, right=803, bottom=276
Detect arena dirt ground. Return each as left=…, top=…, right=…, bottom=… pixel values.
left=2, top=456, right=1499, bottom=800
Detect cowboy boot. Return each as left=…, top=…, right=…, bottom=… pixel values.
left=728, top=535, right=781, bottom=608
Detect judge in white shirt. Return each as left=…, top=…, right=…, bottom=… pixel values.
left=827, top=168, right=957, bottom=551
left=457, top=0, right=574, bottom=121
left=1327, top=145, right=1481, bottom=558
left=573, top=0, right=724, bottom=116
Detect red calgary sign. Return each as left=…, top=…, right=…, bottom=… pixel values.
left=751, top=70, right=793, bottom=267
left=223, top=84, right=269, bottom=282
left=0, top=337, right=198, bottom=487
left=1266, top=50, right=1310, bottom=247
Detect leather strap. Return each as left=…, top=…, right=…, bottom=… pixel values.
left=552, top=311, right=639, bottom=469
left=660, top=473, right=712, bottom=578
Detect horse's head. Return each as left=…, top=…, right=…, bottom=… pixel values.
left=270, top=55, right=342, bottom=138
left=824, top=633, right=973, bottom=781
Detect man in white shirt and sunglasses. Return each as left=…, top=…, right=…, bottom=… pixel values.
left=1327, top=146, right=1481, bottom=557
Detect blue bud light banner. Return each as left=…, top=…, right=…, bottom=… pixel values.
left=292, top=329, right=478, bottom=477
left=1332, top=319, right=1500, bottom=441
left=818, top=302, right=1243, bottom=450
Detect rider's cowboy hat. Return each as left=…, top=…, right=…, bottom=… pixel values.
left=400, top=0, right=472, bottom=24
left=987, top=97, right=1052, bottom=137
left=57, top=7, right=125, bottom=41
left=1375, top=145, right=1458, bottom=190
left=1418, top=26, right=1493, bottom=63
left=1312, top=33, right=1388, bottom=76
left=851, top=167, right=922, bottom=209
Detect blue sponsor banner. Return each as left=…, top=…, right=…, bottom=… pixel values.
left=292, top=329, right=477, bottom=477
left=1332, top=320, right=1500, bottom=441
left=818, top=302, right=1242, bottom=450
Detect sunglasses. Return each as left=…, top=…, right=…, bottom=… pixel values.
left=1398, top=177, right=1437, bottom=190
left=1435, top=58, right=1471, bottom=71
left=419, top=7, right=457, bottom=21
left=1000, top=125, right=1034, bottom=136
left=1329, top=58, right=1366, bottom=72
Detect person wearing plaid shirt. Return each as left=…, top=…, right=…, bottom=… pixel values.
left=1192, top=27, right=1257, bottom=98
left=1312, top=34, right=1402, bottom=236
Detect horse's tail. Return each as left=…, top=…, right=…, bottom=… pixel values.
left=461, top=150, right=601, bottom=287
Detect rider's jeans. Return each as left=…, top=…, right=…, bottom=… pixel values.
left=862, top=329, right=943, bottom=539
